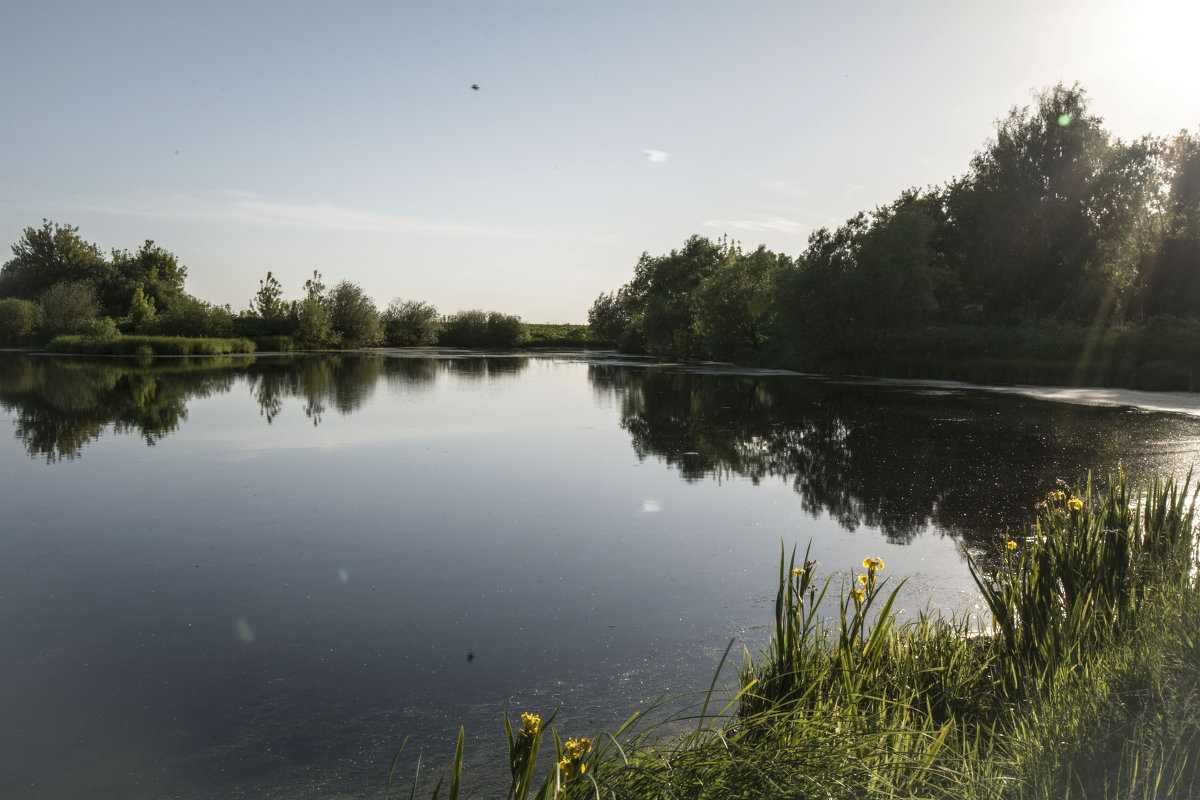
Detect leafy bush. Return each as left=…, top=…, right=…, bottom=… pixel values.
left=81, top=317, right=120, bottom=340
left=0, top=297, right=40, bottom=343
left=439, top=309, right=529, bottom=347
left=325, top=280, right=382, bottom=347
left=382, top=298, right=440, bottom=346
left=38, top=280, right=100, bottom=336
left=152, top=294, right=234, bottom=338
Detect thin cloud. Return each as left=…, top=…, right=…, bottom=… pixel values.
left=65, top=191, right=542, bottom=239
left=701, top=217, right=805, bottom=235
left=642, top=149, right=670, bottom=164
left=764, top=179, right=809, bottom=199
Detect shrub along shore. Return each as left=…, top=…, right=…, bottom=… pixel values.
left=394, top=471, right=1200, bottom=799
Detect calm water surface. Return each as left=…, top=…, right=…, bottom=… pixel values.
left=2, top=351, right=1199, bottom=798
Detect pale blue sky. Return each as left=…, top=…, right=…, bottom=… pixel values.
left=2, top=0, right=1197, bottom=321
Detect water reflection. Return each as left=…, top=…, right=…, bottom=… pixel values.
left=0, top=354, right=237, bottom=461
left=589, top=365, right=1200, bottom=547
left=248, top=355, right=387, bottom=425
left=0, top=353, right=534, bottom=460
left=441, top=354, right=530, bottom=380
left=4, top=352, right=1197, bottom=550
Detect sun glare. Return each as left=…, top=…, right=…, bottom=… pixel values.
left=1121, top=1, right=1200, bottom=93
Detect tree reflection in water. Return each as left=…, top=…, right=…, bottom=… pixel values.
left=589, top=364, right=1200, bottom=548
left=2, top=352, right=1193, bottom=552
left=0, top=352, right=531, bottom=461
left=0, top=354, right=236, bottom=461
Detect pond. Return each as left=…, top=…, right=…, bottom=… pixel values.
left=2, top=350, right=1199, bottom=798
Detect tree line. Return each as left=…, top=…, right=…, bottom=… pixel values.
left=590, top=83, right=1200, bottom=371
left=0, top=223, right=530, bottom=349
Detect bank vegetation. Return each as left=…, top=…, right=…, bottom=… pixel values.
left=397, top=471, right=1200, bottom=799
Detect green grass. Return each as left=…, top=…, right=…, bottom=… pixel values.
left=394, top=470, right=1200, bottom=799
left=45, top=334, right=257, bottom=356
left=250, top=334, right=297, bottom=352
left=523, top=323, right=595, bottom=348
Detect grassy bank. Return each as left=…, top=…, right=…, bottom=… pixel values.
left=395, top=471, right=1200, bottom=799
left=45, top=334, right=257, bottom=356
left=778, top=318, right=1200, bottom=391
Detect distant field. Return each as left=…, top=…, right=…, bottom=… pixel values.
left=524, top=323, right=597, bottom=348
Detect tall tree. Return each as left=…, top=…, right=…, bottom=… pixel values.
left=0, top=221, right=111, bottom=302
left=626, top=235, right=723, bottom=358
left=250, top=271, right=289, bottom=334
left=774, top=213, right=869, bottom=352
left=945, top=83, right=1115, bottom=321
left=852, top=192, right=940, bottom=348
left=107, top=241, right=187, bottom=318
left=694, top=244, right=785, bottom=359
left=587, top=290, right=630, bottom=345
left=1137, top=131, right=1200, bottom=316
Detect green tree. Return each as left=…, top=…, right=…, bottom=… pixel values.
left=1137, top=131, right=1200, bottom=316
left=852, top=193, right=940, bottom=349
left=324, top=280, right=382, bottom=346
left=154, top=293, right=234, bottom=338
left=625, top=235, right=723, bottom=357
left=38, top=280, right=101, bottom=336
left=382, top=298, right=440, bottom=346
left=694, top=244, right=786, bottom=359
left=774, top=214, right=869, bottom=353
left=250, top=271, right=290, bottom=335
left=107, top=241, right=187, bottom=318
left=484, top=311, right=529, bottom=347
left=587, top=290, right=631, bottom=345
left=303, top=270, right=327, bottom=304
left=944, top=83, right=1116, bottom=321
left=294, top=298, right=335, bottom=348
left=0, top=297, right=40, bottom=343
left=127, top=284, right=157, bottom=331
left=0, top=221, right=112, bottom=302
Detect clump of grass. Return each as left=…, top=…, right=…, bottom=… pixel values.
left=251, top=334, right=297, bottom=352
left=45, top=334, right=256, bottom=355
left=396, top=470, right=1199, bottom=799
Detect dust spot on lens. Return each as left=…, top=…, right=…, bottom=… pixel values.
left=235, top=617, right=256, bottom=644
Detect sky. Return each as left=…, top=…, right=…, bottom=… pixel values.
left=2, top=0, right=1198, bottom=322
